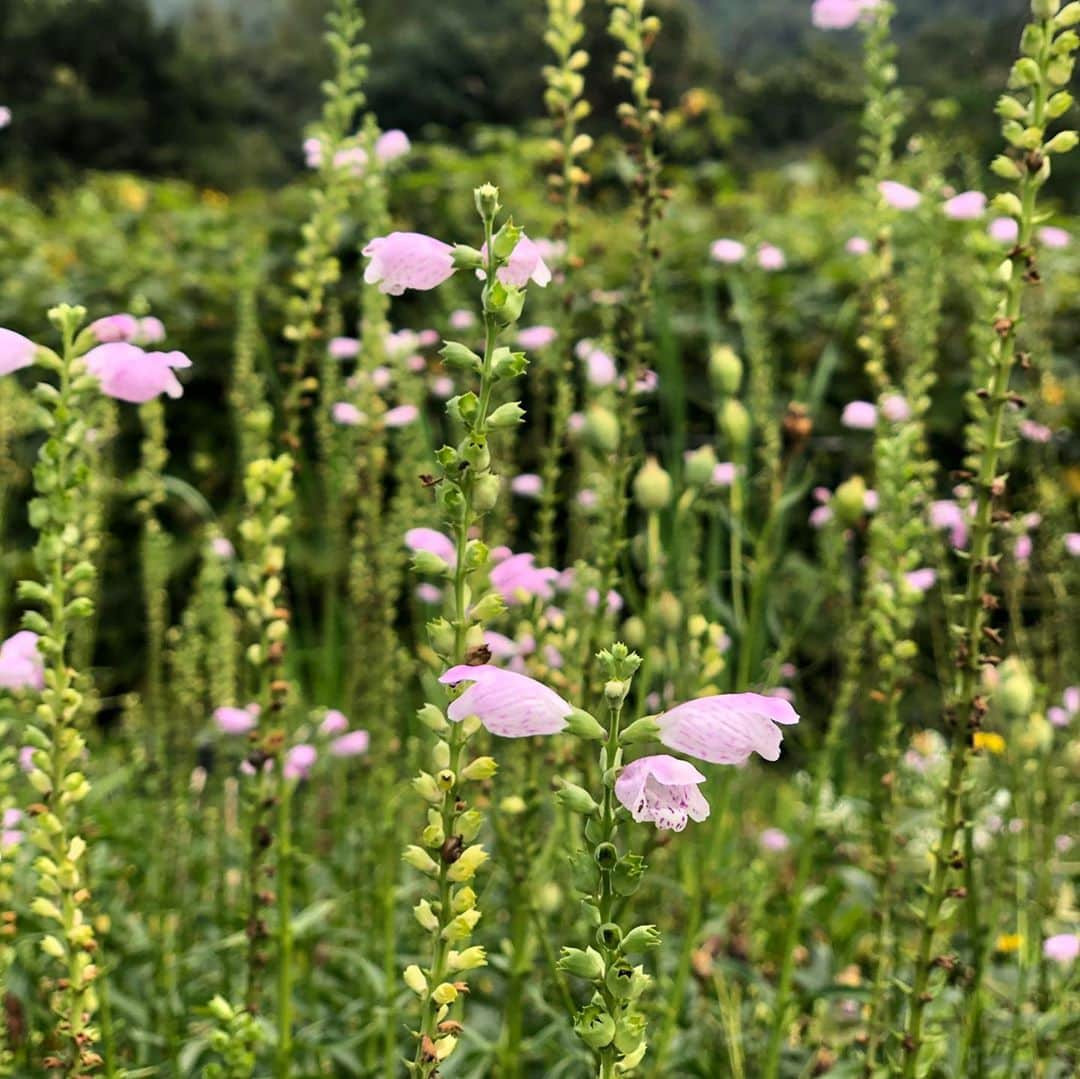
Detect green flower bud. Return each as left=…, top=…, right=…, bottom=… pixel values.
left=620, top=924, right=662, bottom=954
left=440, top=341, right=482, bottom=372
left=413, top=899, right=440, bottom=933
left=573, top=1004, right=616, bottom=1049
left=833, top=475, right=869, bottom=526
left=441, top=908, right=482, bottom=941
left=709, top=344, right=743, bottom=395
left=720, top=398, right=751, bottom=449
left=1032, top=0, right=1061, bottom=19
left=470, top=590, right=507, bottom=623
left=633, top=457, right=672, bottom=511
left=1044, top=129, right=1079, bottom=153
left=447, top=844, right=489, bottom=882
left=427, top=618, right=456, bottom=656
left=417, top=703, right=449, bottom=732
left=447, top=945, right=487, bottom=972
left=1057, top=2, right=1080, bottom=27
left=619, top=716, right=661, bottom=745
left=451, top=886, right=477, bottom=914
left=486, top=401, right=526, bottom=429
left=684, top=444, right=718, bottom=487
left=584, top=405, right=620, bottom=453
left=657, top=591, right=682, bottom=633
left=403, top=964, right=428, bottom=996
left=412, top=550, right=451, bottom=576
left=472, top=472, right=501, bottom=513
left=556, top=782, right=601, bottom=816
left=461, top=436, right=490, bottom=471
left=558, top=946, right=606, bottom=980
left=402, top=845, right=440, bottom=876
left=452, top=244, right=484, bottom=271
left=460, top=756, right=498, bottom=782
left=564, top=708, right=607, bottom=740
left=997, top=657, right=1035, bottom=717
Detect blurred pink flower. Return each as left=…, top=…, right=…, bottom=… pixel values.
left=137, top=317, right=166, bottom=344
left=615, top=754, right=710, bottom=831
left=331, top=402, right=365, bottom=426
left=363, top=232, right=455, bottom=295
left=930, top=500, right=969, bottom=549
left=450, top=309, right=476, bottom=330
left=1018, top=419, right=1052, bottom=443
left=210, top=537, right=235, bottom=560
left=375, top=129, right=410, bottom=162
left=710, top=238, right=746, bottom=263
left=657, top=692, right=799, bottom=765
left=213, top=704, right=259, bottom=736
left=329, top=336, right=360, bottom=359
left=1066, top=533, right=1080, bottom=557
left=1043, top=934, right=1079, bottom=964
left=576, top=488, right=598, bottom=510
left=439, top=664, right=572, bottom=737
left=0, top=631, right=44, bottom=692
left=19, top=747, right=35, bottom=772
left=490, top=552, right=559, bottom=605
left=84, top=343, right=191, bottom=403
left=0, top=328, right=36, bottom=375
left=405, top=528, right=456, bottom=568
left=1014, top=534, right=1033, bottom=563
left=880, top=393, right=911, bottom=423
left=330, top=730, right=370, bottom=757
left=511, top=473, right=543, bottom=498
left=943, top=191, right=986, bottom=220
left=756, top=243, right=786, bottom=271
left=845, top=235, right=870, bottom=255
left=760, top=827, right=791, bottom=852
left=284, top=744, right=317, bottom=780
left=581, top=346, right=617, bottom=387
left=809, top=505, right=833, bottom=529
left=879, top=180, right=921, bottom=211
left=812, top=0, right=880, bottom=30
left=90, top=313, right=139, bottom=343
left=384, top=404, right=419, bottom=427
left=711, top=462, right=737, bottom=488
left=415, top=583, right=443, bottom=605
left=634, top=369, right=659, bottom=394
left=1038, top=226, right=1070, bottom=248
left=841, top=400, right=877, bottom=429
left=332, top=146, right=368, bottom=175
left=517, top=325, right=557, bottom=350
left=0, top=106, right=10, bottom=129
left=303, top=136, right=323, bottom=168
left=497, top=235, right=552, bottom=289
left=988, top=217, right=1019, bottom=243
left=904, top=568, right=937, bottom=593
left=320, top=710, right=349, bottom=736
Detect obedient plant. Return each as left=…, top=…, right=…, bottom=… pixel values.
left=377, top=184, right=549, bottom=1075
left=900, top=3, right=1080, bottom=1075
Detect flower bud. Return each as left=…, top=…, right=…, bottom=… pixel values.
left=556, top=782, right=600, bottom=816
left=472, top=472, right=501, bottom=513
left=442, top=908, right=482, bottom=941
left=620, top=924, right=662, bottom=953
left=684, top=445, right=718, bottom=487
left=996, top=657, right=1035, bottom=717
left=403, top=845, right=440, bottom=876
left=584, top=405, right=620, bottom=453
left=1032, top=0, right=1061, bottom=20
left=404, top=964, right=428, bottom=996
left=474, top=183, right=501, bottom=219
left=413, top=899, right=440, bottom=933
left=460, top=756, right=498, bottom=782
left=431, top=982, right=459, bottom=1006
left=447, top=945, right=487, bottom=972
left=412, top=550, right=450, bottom=576
left=447, top=844, right=489, bottom=882
left=720, top=398, right=750, bottom=448
left=657, top=591, right=682, bottom=633
left=633, top=457, right=672, bottom=511
left=564, top=708, right=607, bottom=740
left=452, top=886, right=477, bottom=914
left=709, top=344, right=743, bottom=395
left=619, top=716, right=661, bottom=745
left=412, top=772, right=442, bottom=803
left=486, top=401, right=526, bottom=429
left=558, top=945, right=606, bottom=980
left=573, top=1004, right=616, bottom=1048
left=1044, top=129, right=1079, bottom=154
left=833, top=475, right=868, bottom=526
left=427, top=618, right=456, bottom=656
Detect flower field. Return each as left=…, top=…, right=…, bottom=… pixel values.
left=0, top=1, right=1078, bottom=1076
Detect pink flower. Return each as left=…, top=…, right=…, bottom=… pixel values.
left=406, top=528, right=457, bottom=568
left=329, top=336, right=360, bottom=359
left=303, top=136, right=323, bottom=168
left=0, top=107, right=10, bottom=129
left=450, top=309, right=476, bottom=330
left=84, top=343, right=191, bottom=403
left=511, top=473, right=543, bottom=498
left=863, top=489, right=879, bottom=513
left=484, top=631, right=519, bottom=658
left=497, top=235, right=552, bottom=289
left=213, top=704, right=259, bottom=735
left=417, top=329, right=440, bottom=347
left=841, top=400, right=877, bottom=429
left=438, top=664, right=572, bottom=737
left=1043, top=934, right=1079, bottom=964
left=284, top=743, right=317, bottom=780
left=633, top=368, right=659, bottom=395
left=904, top=568, right=937, bottom=593
left=517, top=325, right=557, bottom=350
left=416, top=583, right=443, bottom=605
left=580, top=345, right=617, bottom=387
left=576, top=488, right=598, bottom=510
left=332, top=146, right=368, bottom=175
left=880, top=394, right=911, bottom=423
left=812, top=0, right=880, bottom=30
left=1066, top=533, right=1080, bottom=557
left=879, top=180, right=921, bottom=211
left=431, top=376, right=454, bottom=398
left=331, top=402, right=365, bottom=426
left=1014, top=534, right=1033, bottom=563
left=384, top=404, right=419, bottom=427
left=711, top=462, right=737, bottom=488
left=710, top=238, right=746, bottom=264
left=585, top=587, right=623, bottom=613
left=490, top=552, right=559, bottom=605
left=1018, top=419, right=1052, bottom=443
left=988, top=217, right=1019, bottom=244
left=320, top=710, right=349, bottom=735
left=845, top=236, right=870, bottom=255
left=375, top=129, right=411, bottom=162
left=0, top=328, right=37, bottom=375
left=657, top=692, right=800, bottom=765
left=19, top=746, right=35, bottom=772
left=930, top=500, right=968, bottom=549
left=756, top=243, right=786, bottom=271
left=943, top=191, right=986, bottom=220
left=760, top=827, right=791, bottom=852
left=362, top=232, right=455, bottom=295
left=0, top=631, right=45, bottom=692
left=615, top=754, right=710, bottom=831
left=1065, top=686, right=1080, bottom=714
left=137, top=317, right=166, bottom=344
left=1038, top=226, right=1070, bottom=248
left=329, top=730, right=370, bottom=757
left=809, top=505, right=833, bottom=529
left=89, top=313, right=139, bottom=343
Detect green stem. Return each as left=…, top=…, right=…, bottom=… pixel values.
left=275, top=778, right=294, bottom=1077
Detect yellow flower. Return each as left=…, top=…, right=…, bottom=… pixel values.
left=973, top=731, right=1006, bottom=755
left=995, top=933, right=1022, bottom=953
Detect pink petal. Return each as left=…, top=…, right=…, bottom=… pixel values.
left=657, top=693, right=799, bottom=765
left=438, top=664, right=571, bottom=737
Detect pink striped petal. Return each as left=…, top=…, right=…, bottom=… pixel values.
left=438, top=664, right=571, bottom=737
left=657, top=692, right=799, bottom=765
